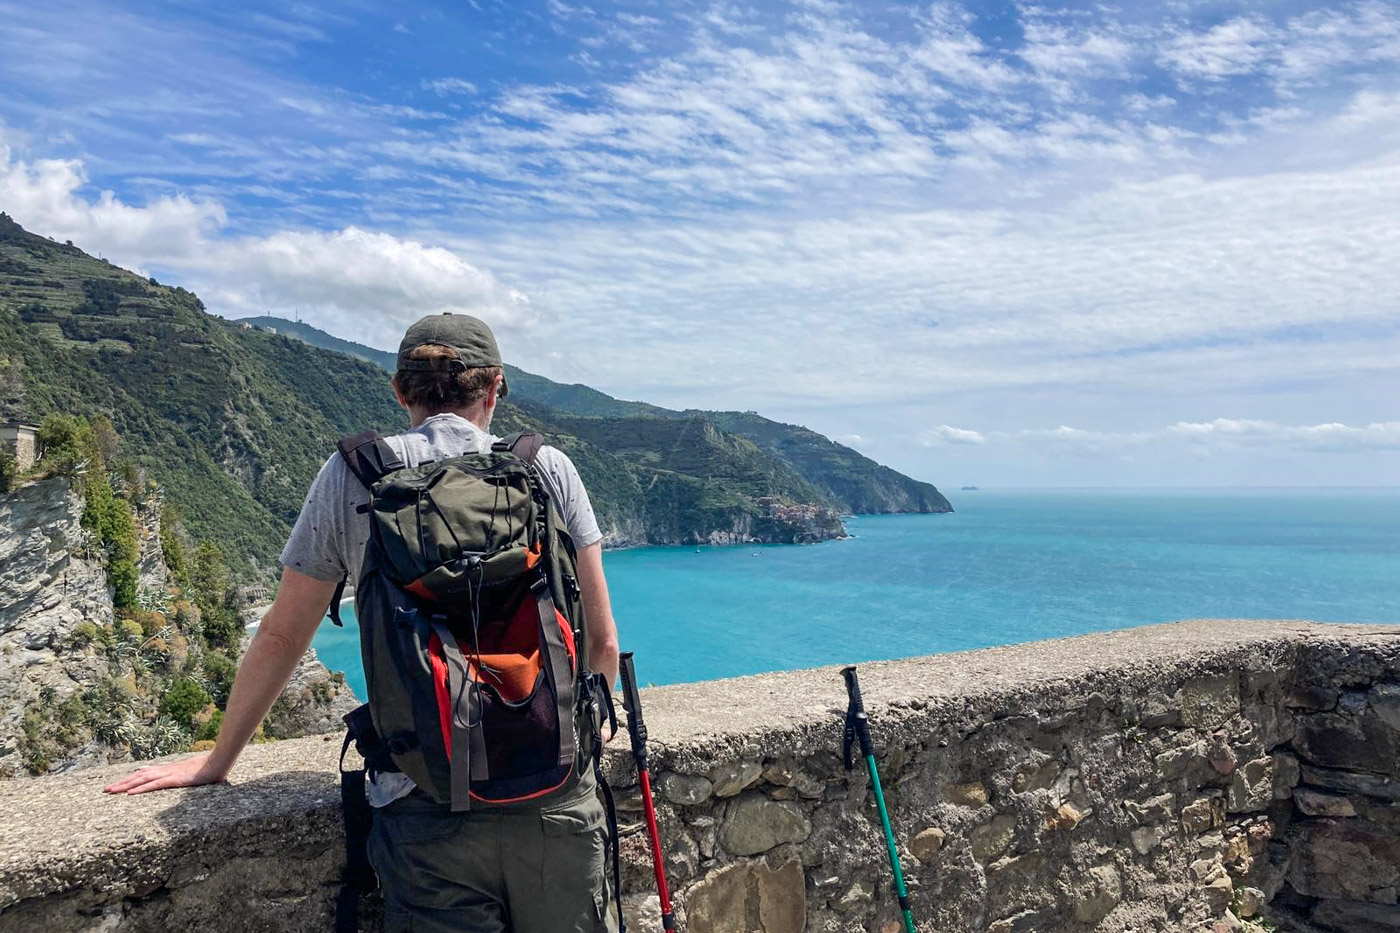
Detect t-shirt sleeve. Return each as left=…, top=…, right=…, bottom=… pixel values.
left=535, top=446, right=604, bottom=549
left=279, top=453, right=352, bottom=582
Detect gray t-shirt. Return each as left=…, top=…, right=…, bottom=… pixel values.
left=278, top=412, right=602, bottom=805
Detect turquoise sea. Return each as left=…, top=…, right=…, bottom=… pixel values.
left=311, top=489, right=1400, bottom=697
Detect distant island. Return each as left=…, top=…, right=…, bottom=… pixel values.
left=961, top=485, right=980, bottom=491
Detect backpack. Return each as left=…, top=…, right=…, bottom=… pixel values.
left=330, top=431, right=622, bottom=930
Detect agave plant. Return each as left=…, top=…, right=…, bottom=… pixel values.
left=128, top=716, right=190, bottom=759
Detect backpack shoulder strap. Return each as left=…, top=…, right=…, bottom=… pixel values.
left=491, top=431, right=544, bottom=465
left=337, top=430, right=405, bottom=491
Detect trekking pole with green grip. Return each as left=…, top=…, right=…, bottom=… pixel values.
left=842, top=665, right=917, bottom=933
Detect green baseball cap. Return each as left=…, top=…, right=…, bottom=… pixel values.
left=396, top=312, right=508, bottom=397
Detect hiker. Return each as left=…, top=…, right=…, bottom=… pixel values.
left=105, top=312, right=623, bottom=933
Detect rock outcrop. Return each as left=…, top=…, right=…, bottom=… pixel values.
left=0, top=474, right=357, bottom=777
left=0, top=475, right=113, bottom=774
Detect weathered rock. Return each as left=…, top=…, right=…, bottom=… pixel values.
left=664, top=831, right=701, bottom=884
left=1228, top=758, right=1274, bottom=813
left=1372, top=684, right=1400, bottom=733
left=1311, top=899, right=1400, bottom=930
left=1207, top=730, right=1238, bottom=776
left=1156, top=744, right=1195, bottom=780
left=685, top=861, right=748, bottom=931
left=1180, top=673, right=1241, bottom=730
left=1287, top=684, right=1339, bottom=711
left=1132, top=825, right=1166, bottom=855
left=1288, top=821, right=1400, bottom=904
left=1204, top=875, right=1235, bottom=914
left=659, top=772, right=714, bottom=807
left=1233, top=886, right=1265, bottom=919
left=1128, top=793, right=1175, bottom=825
left=757, top=858, right=806, bottom=933
left=1294, top=713, right=1400, bottom=776
left=909, top=827, right=945, bottom=864
left=1274, top=751, right=1302, bottom=800
left=1044, top=803, right=1086, bottom=832
left=970, top=814, right=1016, bottom=862
left=709, top=760, right=763, bottom=798
left=1183, top=795, right=1226, bottom=834
left=622, top=893, right=663, bottom=933
left=720, top=795, right=810, bottom=856
left=1300, top=764, right=1400, bottom=800
left=835, top=880, right=874, bottom=911
left=0, top=476, right=113, bottom=772
left=946, top=782, right=989, bottom=808
left=1295, top=789, right=1358, bottom=818
left=1012, top=761, right=1060, bottom=794
left=1071, top=865, right=1122, bottom=924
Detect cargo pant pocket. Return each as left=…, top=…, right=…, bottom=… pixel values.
left=539, top=804, right=612, bottom=932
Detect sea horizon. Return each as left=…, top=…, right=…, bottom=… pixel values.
left=308, top=488, right=1400, bottom=694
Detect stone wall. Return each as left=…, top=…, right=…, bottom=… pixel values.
left=1, top=620, right=1397, bottom=933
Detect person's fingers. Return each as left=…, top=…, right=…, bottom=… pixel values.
left=103, top=768, right=159, bottom=793
left=124, top=774, right=179, bottom=795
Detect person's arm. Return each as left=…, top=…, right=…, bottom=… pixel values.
left=574, top=541, right=619, bottom=688
left=103, top=568, right=337, bottom=795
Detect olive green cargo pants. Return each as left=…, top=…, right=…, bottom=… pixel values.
left=368, top=773, right=618, bottom=933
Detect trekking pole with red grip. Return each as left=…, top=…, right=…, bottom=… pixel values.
left=619, top=652, right=676, bottom=930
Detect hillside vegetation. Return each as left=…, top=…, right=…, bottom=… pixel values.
left=238, top=318, right=953, bottom=518
left=1, top=214, right=947, bottom=579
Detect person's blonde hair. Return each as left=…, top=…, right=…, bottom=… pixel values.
left=394, top=344, right=501, bottom=412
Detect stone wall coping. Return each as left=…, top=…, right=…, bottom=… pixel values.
left=2, top=618, right=1396, bottom=910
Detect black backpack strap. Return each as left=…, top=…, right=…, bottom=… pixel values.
left=336, top=707, right=380, bottom=933
left=329, top=431, right=403, bottom=627
left=491, top=431, right=544, bottom=465
left=328, top=576, right=348, bottom=627
left=337, top=430, right=404, bottom=491
left=583, top=672, right=625, bottom=932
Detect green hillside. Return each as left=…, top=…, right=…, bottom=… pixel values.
left=0, top=215, right=870, bottom=573
left=237, top=318, right=952, bottom=516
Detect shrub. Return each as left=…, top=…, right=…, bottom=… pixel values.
left=0, top=449, right=14, bottom=493
left=202, top=650, right=237, bottom=707
left=134, top=609, right=167, bottom=639
left=66, top=621, right=100, bottom=650
left=191, top=541, right=229, bottom=618
left=194, top=707, right=223, bottom=742
left=117, top=617, right=144, bottom=642
left=202, top=611, right=242, bottom=651
left=35, top=413, right=92, bottom=473
left=158, top=678, right=212, bottom=729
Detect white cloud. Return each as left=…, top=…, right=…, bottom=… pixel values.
left=1165, top=419, right=1400, bottom=453
left=920, top=425, right=987, bottom=446
left=924, top=420, right=1400, bottom=455
left=0, top=132, right=533, bottom=347
left=422, top=77, right=477, bottom=96
left=1159, top=17, right=1277, bottom=81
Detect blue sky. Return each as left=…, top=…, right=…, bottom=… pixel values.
left=1, top=0, right=1397, bottom=486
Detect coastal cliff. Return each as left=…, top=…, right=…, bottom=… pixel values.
left=0, top=464, right=354, bottom=777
